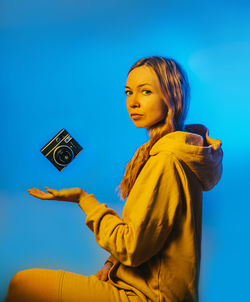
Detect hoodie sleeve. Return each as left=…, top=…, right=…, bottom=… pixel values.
left=78, top=153, right=183, bottom=267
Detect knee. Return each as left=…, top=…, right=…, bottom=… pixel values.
left=10, top=269, right=36, bottom=287
left=6, top=269, right=40, bottom=301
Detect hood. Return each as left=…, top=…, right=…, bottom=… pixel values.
left=149, top=124, right=223, bottom=191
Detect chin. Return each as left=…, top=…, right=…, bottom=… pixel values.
left=133, top=123, right=147, bottom=129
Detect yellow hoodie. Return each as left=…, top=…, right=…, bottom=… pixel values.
left=78, top=124, right=223, bottom=302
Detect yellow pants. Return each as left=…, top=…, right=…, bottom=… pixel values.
left=5, top=268, right=141, bottom=302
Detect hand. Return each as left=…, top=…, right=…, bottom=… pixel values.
left=27, top=187, right=88, bottom=203
left=96, top=263, right=112, bottom=281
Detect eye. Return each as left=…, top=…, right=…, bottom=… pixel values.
left=125, top=90, right=132, bottom=96
left=142, top=90, right=152, bottom=95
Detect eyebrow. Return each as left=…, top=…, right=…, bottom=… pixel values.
left=125, top=83, right=152, bottom=89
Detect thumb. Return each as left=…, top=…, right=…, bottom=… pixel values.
left=45, top=187, right=55, bottom=193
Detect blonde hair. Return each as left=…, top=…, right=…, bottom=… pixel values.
left=116, top=56, right=190, bottom=200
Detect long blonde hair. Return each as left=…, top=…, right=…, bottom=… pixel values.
left=116, top=56, right=190, bottom=200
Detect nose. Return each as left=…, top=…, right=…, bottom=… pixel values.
left=127, top=93, right=140, bottom=108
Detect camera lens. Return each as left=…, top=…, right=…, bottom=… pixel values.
left=53, top=145, right=74, bottom=166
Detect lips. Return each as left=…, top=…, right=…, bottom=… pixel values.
left=131, top=114, right=143, bottom=120
left=131, top=113, right=143, bottom=117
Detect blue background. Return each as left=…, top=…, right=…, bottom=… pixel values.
left=1, top=0, right=250, bottom=301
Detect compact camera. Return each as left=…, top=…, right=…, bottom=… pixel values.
left=40, top=129, right=83, bottom=171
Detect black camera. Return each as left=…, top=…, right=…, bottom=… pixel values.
left=40, top=129, right=83, bottom=171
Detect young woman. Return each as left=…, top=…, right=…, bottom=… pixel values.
left=5, top=56, right=223, bottom=302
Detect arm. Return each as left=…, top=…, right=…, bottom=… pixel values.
left=79, top=154, right=184, bottom=267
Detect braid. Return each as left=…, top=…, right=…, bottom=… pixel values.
left=116, top=123, right=170, bottom=200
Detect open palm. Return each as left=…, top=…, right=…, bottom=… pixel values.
left=27, top=187, right=84, bottom=203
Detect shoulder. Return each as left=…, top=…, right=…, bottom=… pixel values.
left=147, top=150, right=181, bottom=170
left=138, top=151, right=185, bottom=182
left=126, top=151, right=187, bottom=207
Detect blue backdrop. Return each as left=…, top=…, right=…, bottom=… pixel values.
left=1, top=0, right=250, bottom=301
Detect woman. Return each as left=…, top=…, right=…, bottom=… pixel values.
left=5, top=56, right=223, bottom=302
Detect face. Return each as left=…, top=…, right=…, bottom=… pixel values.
left=125, top=66, right=168, bottom=131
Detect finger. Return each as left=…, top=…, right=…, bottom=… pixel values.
left=28, top=188, right=45, bottom=193
left=96, top=271, right=102, bottom=280
left=28, top=189, right=55, bottom=200
left=30, top=189, right=50, bottom=196
left=101, top=275, right=107, bottom=281
left=45, top=187, right=57, bottom=194
left=29, top=193, right=53, bottom=200
left=45, top=187, right=64, bottom=199
left=27, top=188, right=38, bottom=192
left=28, top=188, right=45, bottom=195
left=101, top=270, right=109, bottom=281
